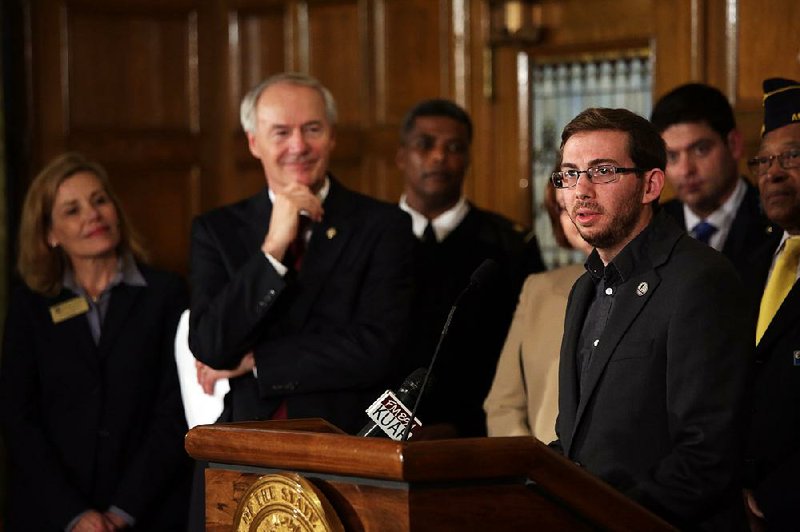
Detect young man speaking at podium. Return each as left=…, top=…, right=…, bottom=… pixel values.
left=551, top=107, right=751, bottom=530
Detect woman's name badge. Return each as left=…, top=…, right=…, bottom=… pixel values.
left=49, top=296, right=89, bottom=324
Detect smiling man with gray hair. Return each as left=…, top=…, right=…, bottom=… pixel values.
left=188, top=72, right=414, bottom=432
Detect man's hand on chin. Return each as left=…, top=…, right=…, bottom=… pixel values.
left=262, top=182, right=324, bottom=260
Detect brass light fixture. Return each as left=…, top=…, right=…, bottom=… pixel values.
left=485, top=0, right=544, bottom=98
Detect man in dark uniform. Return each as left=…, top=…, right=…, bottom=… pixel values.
left=651, top=83, right=774, bottom=275
left=395, top=99, right=544, bottom=437
left=552, top=107, right=751, bottom=530
left=742, top=77, right=800, bottom=531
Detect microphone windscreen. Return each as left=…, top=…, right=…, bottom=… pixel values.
left=469, top=258, right=500, bottom=288
left=397, top=367, right=428, bottom=401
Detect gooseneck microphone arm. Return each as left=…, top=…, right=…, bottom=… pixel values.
left=400, top=259, right=499, bottom=442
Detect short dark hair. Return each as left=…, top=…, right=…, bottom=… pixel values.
left=560, top=107, right=667, bottom=172
left=400, top=99, right=473, bottom=143
left=650, top=83, right=736, bottom=137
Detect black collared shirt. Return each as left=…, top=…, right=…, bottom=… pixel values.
left=576, top=223, right=651, bottom=396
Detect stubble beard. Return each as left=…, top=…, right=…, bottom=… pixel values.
left=573, top=188, right=646, bottom=251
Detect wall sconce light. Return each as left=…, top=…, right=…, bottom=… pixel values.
left=485, top=0, right=544, bottom=99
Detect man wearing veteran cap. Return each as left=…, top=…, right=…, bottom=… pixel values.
left=742, top=77, right=800, bottom=531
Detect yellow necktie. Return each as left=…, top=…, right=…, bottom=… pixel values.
left=756, top=237, right=800, bottom=344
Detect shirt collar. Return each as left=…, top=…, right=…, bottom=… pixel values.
left=62, top=253, right=147, bottom=297
left=398, top=195, right=470, bottom=242
left=267, top=176, right=331, bottom=209
left=584, top=214, right=655, bottom=286
left=774, top=230, right=799, bottom=257
left=683, top=177, right=746, bottom=230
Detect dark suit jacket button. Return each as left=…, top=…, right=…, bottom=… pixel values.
left=98, top=429, right=110, bottom=438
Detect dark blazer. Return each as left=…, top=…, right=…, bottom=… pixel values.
left=189, top=178, right=414, bottom=435
left=0, top=266, right=191, bottom=531
left=662, top=178, right=775, bottom=277
left=742, top=230, right=800, bottom=529
left=554, top=211, right=752, bottom=529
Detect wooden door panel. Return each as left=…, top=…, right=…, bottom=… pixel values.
left=307, top=1, right=365, bottom=126
left=29, top=0, right=203, bottom=274
left=66, top=7, right=198, bottom=132
left=377, top=0, right=449, bottom=124
left=735, top=0, right=800, bottom=159
left=227, top=5, right=293, bottom=206
left=737, top=1, right=800, bottom=104
left=107, top=164, right=197, bottom=274
left=231, top=6, right=291, bottom=130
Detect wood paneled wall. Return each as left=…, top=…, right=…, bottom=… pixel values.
left=6, top=0, right=800, bottom=275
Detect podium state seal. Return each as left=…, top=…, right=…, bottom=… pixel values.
left=233, top=472, right=344, bottom=532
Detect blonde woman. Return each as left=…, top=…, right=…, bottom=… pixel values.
left=0, top=153, right=191, bottom=531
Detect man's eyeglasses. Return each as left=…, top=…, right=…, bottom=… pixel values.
left=747, top=149, right=800, bottom=177
left=551, top=165, right=643, bottom=189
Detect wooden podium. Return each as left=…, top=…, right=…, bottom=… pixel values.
left=185, top=419, right=675, bottom=531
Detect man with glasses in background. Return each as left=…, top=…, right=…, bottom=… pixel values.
left=742, top=77, right=800, bottom=531
left=550, top=108, right=751, bottom=530
left=651, top=83, right=774, bottom=276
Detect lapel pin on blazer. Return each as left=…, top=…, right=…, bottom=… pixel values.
left=326, top=227, right=337, bottom=239
left=636, top=282, right=649, bottom=296
left=793, top=351, right=800, bottom=366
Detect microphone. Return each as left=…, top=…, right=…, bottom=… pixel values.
left=400, top=259, right=500, bottom=441
left=358, top=367, right=429, bottom=439
left=465, top=257, right=501, bottom=293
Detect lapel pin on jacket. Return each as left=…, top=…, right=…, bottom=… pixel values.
left=636, top=282, right=649, bottom=296
left=326, top=227, right=337, bottom=239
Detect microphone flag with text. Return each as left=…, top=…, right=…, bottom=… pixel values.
left=358, top=367, right=428, bottom=440
left=358, top=259, right=500, bottom=441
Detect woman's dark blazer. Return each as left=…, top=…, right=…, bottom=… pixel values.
left=0, top=264, right=191, bottom=531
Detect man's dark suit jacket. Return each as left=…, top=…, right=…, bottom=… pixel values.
left=0, top=266, right=191, bottom=531
left=554, top=210, right=752, bottom=529
left=662, top=178, right=774, bottom=276
left=189, top=177, right=414, bottom=435
left=403, top=205, right=542, bottom=437
left=742, top=230, right=800, bottom=529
